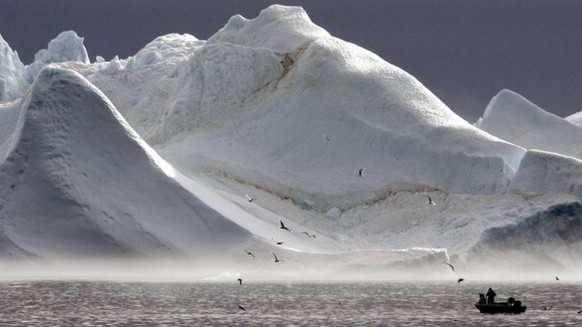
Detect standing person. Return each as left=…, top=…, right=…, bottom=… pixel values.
left=486, top=288, right=496, bottom=304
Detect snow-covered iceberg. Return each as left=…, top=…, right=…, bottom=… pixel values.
left=0, top=67, right=251, bottom=261
left=0, top=5, right=581, bottom=278
left=86, top=6, right=525, bottom=212
left=476, top=89, right=582, bottom=160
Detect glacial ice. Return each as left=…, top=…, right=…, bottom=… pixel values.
left=477, top=89, right=582, bottom=160
left=0, top=5, right=580, bottom=278
left=0, top=33, right=27, bottom=103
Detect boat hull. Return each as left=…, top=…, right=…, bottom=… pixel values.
left=475, top=303, right=527, bottom=314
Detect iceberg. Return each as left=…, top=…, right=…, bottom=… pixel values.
left=0, top=67, right=252, bottom=261
left=0, top=5, right=580, bottom=278
left=477, top=89, right=582, bottom=160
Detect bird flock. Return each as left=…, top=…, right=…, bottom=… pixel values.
left=234, top=186, right=444, bottom=313
left=243, top=219, right=315, bottom=266
left=236, top=215, right=321, bottom=313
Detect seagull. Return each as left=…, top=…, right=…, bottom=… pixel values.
left=301, top=232, right=317, bottom=238
left=457, top=278, right=465, bottom=284
left=302, top=231, right=316, bottom=238
left=280, top=220, right=291, bottom=232
left=357, top=168, right=366, bottom=178
left=443, top=262, right=455, bottom=272
left=426, top=195, right=436, bottom=205
left=272, top=252, right=280, bottom=263
left=245, top=194, right=254, bottom=202
left=271, top=238, right=285, bottom=245
left=541, top=305, right=553, bottom=311
left=244, top=250, right=255, bottom=257
left=237, top=278, right=243, bottom=285
left=237, top=303, right=246, bottom=311
left=555, top=276, right=560, bottom=281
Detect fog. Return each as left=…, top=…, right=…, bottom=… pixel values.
left=2, top=248, right=580, bottom=283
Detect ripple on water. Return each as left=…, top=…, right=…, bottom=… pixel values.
left=0, top=281, right=581, bottom=326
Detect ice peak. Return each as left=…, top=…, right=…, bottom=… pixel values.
left=482, top=89, right=540, bottom=120
left=208, top=4, right=330, bottom=53
left=566, top=111, right=582, bottom=127
left=34, top=30, right=90, bottom=65
left=0, top=33, right=27, bottom=102
left=0, top=65, right=250, bottom=259
left=131, top=33, right=203, bottom=69
left=477, top=89, right=582, bottom=160
left=24, top=31, right=90, bottom=85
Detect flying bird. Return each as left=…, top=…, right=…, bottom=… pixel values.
left=426, top=195, right=435, bottom=205
left=280, top=220, right=291, bottom=231
left=237, top=278, right=243, bottom=285
left=577, top=309, right=582, bottom=314
left=555, top=276, right=560, bottom=281
left=244, top=249, right=255, bottom=257
left=457, top=278, right=465, bottom=284
left=245, top=194, right=254, bottom=202
left=357, top=168, right=366, bottom=178
left=271, top=238, right=285, bottom=245
left=237, top=303, right=246, bottom=311
left=443, top=262, right=455, bottom=272
left=323, top=134, right=332, bottom=142
left=272, top=252, right=280, bottom=263
left=302, top=231, right=317, bottom=238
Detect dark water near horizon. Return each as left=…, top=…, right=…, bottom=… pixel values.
left=0, top=280, right=581, bottom=326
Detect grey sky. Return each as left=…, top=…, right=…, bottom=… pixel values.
left=1, top=0, right=581, bottom=122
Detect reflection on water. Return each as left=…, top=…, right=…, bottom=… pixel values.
left=0, top=281, right=581, bottom=326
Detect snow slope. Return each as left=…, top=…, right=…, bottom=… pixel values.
left=476, top=89, right=582, bottom=159
left=85, top=6, right=524, bottom=212
left=0, top=67, right=252, bottom=261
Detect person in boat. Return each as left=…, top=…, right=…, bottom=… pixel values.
left=478, top=293, right=486, bottom=304
left=486, top=288, right=496, bottom=304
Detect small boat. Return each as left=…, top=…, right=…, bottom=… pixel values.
left=475, top=298, right=527, bottom=314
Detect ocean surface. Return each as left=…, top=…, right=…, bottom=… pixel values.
left=0, top=280, right=580, bottom=326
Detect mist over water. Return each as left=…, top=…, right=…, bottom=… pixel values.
left=1, top=280, right=581, bottom=326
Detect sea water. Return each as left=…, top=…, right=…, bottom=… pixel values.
left=0, top=281, right=580, bottom=326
